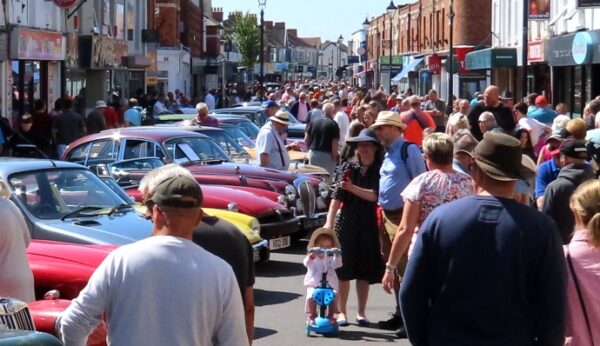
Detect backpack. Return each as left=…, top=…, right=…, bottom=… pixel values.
left=400, top=141, right=425, bottom=179
left=405, top=110, right=431, bottom=131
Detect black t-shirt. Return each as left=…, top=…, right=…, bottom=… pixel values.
left=52, top=110, right=85, bottom=145
left=192, top=216, right=255, bottom=302
left=306, top=117, right=340, bottom=152
left=467, top=102, right=516, bottom=140
left=86, top=110, right=107, bottom=134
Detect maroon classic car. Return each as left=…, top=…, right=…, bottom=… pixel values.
left=63, top=129, right=329, bottom=232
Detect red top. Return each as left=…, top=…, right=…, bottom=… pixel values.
left=102, top=107, right=119, bottom=129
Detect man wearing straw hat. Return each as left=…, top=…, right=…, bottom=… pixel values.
left=400, top=132, right=566, bottom=345
left=256, top=109, right=297, bottom=171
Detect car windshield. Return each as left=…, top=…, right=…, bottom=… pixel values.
left=163, top=137, right=231, bottom=164
left=220, top=126, right=255, bottom=148
left=9, top=169, right=128, bottom=220
left=200, top=130, right=251, bottom=159
left=222, top=120, right=259, bottom=139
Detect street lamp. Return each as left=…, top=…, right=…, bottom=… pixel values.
left=447, top=0, right=455, bottom=112
left=362, top=18, right=370, bottom=88
left=386, top=0, right=396, bottom=94
left=258, top=0, right=266, bottom=101
left=337, top=34, right=343, bottom=80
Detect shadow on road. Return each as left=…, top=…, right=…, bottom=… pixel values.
left=253, top=327, right=278, bottom=340
left=337, top=329, right=398, bottom=342
left=255, top=259, right=305, bottom=277
left=254, top=288, right=302, bottom=307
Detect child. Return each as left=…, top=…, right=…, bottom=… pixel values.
left=303, top=227, right=342, bottom=326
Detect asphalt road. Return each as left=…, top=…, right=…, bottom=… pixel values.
left=253, top=240, right=411, bottom=345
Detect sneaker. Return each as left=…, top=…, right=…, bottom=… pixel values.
left=395, top=326, right=408, bottom=338
left=378, top=314, right=403, bottom=330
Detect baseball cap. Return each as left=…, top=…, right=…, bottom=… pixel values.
left=151, top=176, right=203, bottom=208
left=263, top=100, right=279, bottom=109
left=558, top=139, right=588, bottom=159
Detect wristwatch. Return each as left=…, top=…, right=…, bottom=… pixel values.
left=385, top=262, right=396, bottom=273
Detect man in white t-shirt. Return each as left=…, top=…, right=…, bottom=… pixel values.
left=59, top=172, right=247, bottom=346
left=333, top=99, right=350, bottom=147
left=205, top=89, right=216, bottom=111
left=515, top=101, right=550, bottom=147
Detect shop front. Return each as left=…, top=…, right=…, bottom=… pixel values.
left=9, top=27, right=65, bottom=118
left=392, top=56, right=423, bottom=93
left=78, top=35, right=129, bottom=113
left=545, top=30, right=600, bottom=116
left=466, top=47, right=518, bottom=98
left=528, top=40, right=551, bottom=99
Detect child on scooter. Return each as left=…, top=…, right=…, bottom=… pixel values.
left=303, top=227, right=343, bottom=326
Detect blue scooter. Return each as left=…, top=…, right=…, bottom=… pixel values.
left=304, top=247, right=342, bottom=337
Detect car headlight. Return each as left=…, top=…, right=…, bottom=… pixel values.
left=277, top=194, right=288, bottom=206
left=285, top=184, right=297, bottom=201
left=227, top=202, right=239, bottom=212
left=318, top=181, right=330, bottom=199
left=251, top=218, right=261, bottom=237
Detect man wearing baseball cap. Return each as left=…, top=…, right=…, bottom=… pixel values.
left=401, top=132, right=566, bottom=346
left=60, top=168, right=247, bottom=345
left=542, top=139, right=595, bottom=243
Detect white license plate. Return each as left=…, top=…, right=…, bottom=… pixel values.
left=253, top=248, right=261, bottom=262
left=302, top=217, right=325, bottom=229
left=269, top=236, right=291, bottom=250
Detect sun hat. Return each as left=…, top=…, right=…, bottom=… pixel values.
left=151, top=175, right=203, bottom=208
left=346, top=128, right=379, bottom=143
left=95, top=100, right=108, bottom=108
left=369, top=111, right=407, bottom=130
left=500, top=90, right=513, bottom=100
left=473, top=132, right=535, bottom=181
left=307, top=227, right=341, bottom=251
left=269, top=110, right=291, bottom=126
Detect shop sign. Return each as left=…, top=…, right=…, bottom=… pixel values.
left=528, top=41, right=545, bottom=63
left=379, top=55, right=403, bottom=65
left=572, top=31, right=593, bottom=64
left=529, top=0, right=550, bottom=20
left=52, top=0, right=78, bottom=9
left=428, top=54, right=442, bottom=74
left=454, top=46, right=474, bottom=73
left=10, top=28, right=65, bottom=61
left=65, top=33, right=79, bottom=68
left=578, top=0, right=600, bottom=8
left=79, top=35, right=127, bottom=69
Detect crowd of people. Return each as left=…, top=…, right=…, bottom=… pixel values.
left=261, top=80, right=600, bottom=344
left=2, top=77, right=600, bottom=345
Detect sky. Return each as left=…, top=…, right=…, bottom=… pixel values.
left=212, top=0, right=411, bottom=43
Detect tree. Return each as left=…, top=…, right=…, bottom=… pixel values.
left=226, top=12, right=261, bottom=71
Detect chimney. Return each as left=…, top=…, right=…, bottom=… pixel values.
left=274, top=22, right=285, bottom=30
left=287, top=29, right=297, bottom=37
left=264, top=21, right=273, bottom=30
left=212, top=7, right=223, bottom=22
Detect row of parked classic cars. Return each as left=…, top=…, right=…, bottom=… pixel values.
left=0, top=105, right=333, bottom=343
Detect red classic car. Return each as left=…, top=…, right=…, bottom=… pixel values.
left=63, top=129, right=329, bottom=234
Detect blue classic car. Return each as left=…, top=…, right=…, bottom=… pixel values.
left=0, top=158, right=153, bottom=245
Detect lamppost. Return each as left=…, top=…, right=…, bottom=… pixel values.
left=362, top=17, right=370, bottom=88
left=522, top=0, right=529, bottom=98
left=337, top=34, right=343, bottom=80
left=386, top=0, right=396, bottom=94
left=447, top=0, right=455, bottom=112
left=258, top=0, right=266, bottom=101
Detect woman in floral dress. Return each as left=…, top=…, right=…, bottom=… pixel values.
left=382, top=133, right=474, bottom=293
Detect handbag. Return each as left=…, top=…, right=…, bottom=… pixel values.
left=566, top=246, right=595, bottom=346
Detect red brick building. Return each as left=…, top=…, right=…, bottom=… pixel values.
left=366, top=0, right=492, bottom=100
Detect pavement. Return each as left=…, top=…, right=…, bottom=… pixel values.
left=253, top=240, right=411, bottom=345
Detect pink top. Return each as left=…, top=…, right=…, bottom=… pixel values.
left=401, top=169, right=474, bottom=225
left=564, top=230, right=600, bottom=346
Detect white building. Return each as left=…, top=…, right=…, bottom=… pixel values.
left=318, top=41, right=348, bottom=80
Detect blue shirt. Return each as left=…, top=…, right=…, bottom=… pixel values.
left=401, top=195, right=566, bottom=346
left=535, top=158, right=560, bottom=198
left=0, top=129, right=4, bottom=145
left=124, top=108, right=141, bottom=127
left=528, top=107, right=557, bottom=125
left=378, top=138, right=427, bottom=209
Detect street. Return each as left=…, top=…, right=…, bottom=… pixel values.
left=253, top=240, right=411, bottom=345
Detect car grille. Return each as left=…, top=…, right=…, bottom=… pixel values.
left=257, top=208, right=294, bottom=224
left=297, top=180, right=316, bottom=218
left=0, top=297, right=36, bottom=331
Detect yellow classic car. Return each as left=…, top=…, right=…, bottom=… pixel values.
left=132, top=204, right=269, bottom=263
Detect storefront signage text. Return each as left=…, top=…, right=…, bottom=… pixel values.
left=11, top=28, right=65, bottom=61
left=572, top=32, right=593, bottom=64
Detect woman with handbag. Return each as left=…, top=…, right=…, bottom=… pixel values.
left=565, top=180, right=600, bottom=345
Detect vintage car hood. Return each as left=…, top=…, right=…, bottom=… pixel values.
left=28, top=240, right=116, bottom=268
left=200, top=185, right=283, bottom=215
left=184, top=162, right=298, bottom=183
left=34, top=212, right=152, bottom=246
